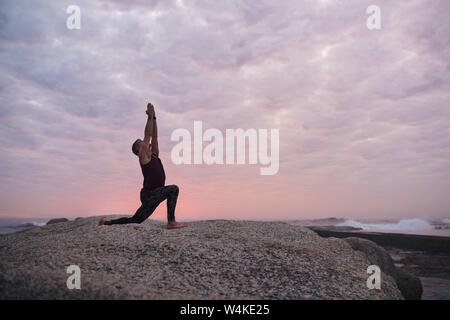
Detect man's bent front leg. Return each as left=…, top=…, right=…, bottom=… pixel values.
left=160, top=185, right=187, bottom=229
left=160, top=185, right=179, bottom=222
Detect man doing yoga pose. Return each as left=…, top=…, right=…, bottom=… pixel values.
left=98, top=103, right=187, bottom=229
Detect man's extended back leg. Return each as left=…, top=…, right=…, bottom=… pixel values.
left=102, top=203, right=157, bottom=225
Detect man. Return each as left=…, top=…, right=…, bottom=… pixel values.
left=98, top=103, right=187, bottom=229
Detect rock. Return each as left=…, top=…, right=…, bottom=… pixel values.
left=46, top=218, right=69, bottom=225
left=344, top=237, right=422, bottom=300
left=309, top=226, right=450, bottom=254
left=394, top=269, right=423, bottom=300
left=0, top=217, right=403, bottom=299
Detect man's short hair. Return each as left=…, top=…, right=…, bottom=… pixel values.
left=132, top=139, right=140, bottom=156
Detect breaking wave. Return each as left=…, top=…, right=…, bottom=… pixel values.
left=337, top=218, right=434, bottom=231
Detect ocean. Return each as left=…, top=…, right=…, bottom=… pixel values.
left=1, top=216, right=449, bottom=236
left=0, top=217, right=49, bottom=234
left=288, top=217, right=450, bottom=237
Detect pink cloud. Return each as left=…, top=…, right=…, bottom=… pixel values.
left=0, top=0, right=449, bottom=220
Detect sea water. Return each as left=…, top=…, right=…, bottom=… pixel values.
left=0, top=217, right=48, bottom=234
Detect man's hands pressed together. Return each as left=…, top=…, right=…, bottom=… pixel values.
left=146, top=102, right=155, bottom=118
left=144, top=102, right=159, bottom=157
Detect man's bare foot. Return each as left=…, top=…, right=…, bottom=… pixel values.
left=167, top=221, right=187, bottom=229
left=97, top=217, right=106, bottom=227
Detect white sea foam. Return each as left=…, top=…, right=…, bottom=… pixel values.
left=30, top=221, right=46, bottom=227
left=337, top=218, right=434, bottom=231
left=0, top=218, right=48, bottom=234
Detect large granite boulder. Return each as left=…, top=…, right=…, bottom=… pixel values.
left=46, top=218, right=69, bottom=225
left=344, top=237, right=422, bottom=300
left=0, top=218, right=403, bottom=299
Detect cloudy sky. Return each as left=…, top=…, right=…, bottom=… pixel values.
left=0, top=0, right=449, bottom=221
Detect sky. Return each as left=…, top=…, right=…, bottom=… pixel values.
left=0, top=0, right=449, bottom=221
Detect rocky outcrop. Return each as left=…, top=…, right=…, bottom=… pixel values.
left=0, top=217, right=403, bottom=299
left=308, top=226, right=450, bottom=254
left=344, top=237, right=422, bottom=300
left=46, top=218, right=69, bottom=225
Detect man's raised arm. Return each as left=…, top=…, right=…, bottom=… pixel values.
left=151, top=110, right=159, bottom=157
left=140, top=104, right=154, bottom=163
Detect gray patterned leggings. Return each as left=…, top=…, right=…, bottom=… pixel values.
left=104, top=185, right=179, bottom=225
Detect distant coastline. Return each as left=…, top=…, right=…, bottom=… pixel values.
left=0, top=217, right=48, bottom=234
left=286, top=217, right=450, bottom=237
left=1, top=216, right=449, bottom=237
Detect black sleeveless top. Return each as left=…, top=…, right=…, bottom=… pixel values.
left=140, top=153, right=166, bottom=196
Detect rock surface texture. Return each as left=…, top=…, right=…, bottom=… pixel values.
left=344, top=237, right=422, bottom=300
left=0, top=217, right=403, bottom=299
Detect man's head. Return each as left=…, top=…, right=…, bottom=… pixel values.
left=132, top=139, right=151, bottom=156
left=132, top=139, right=142, bottom=156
